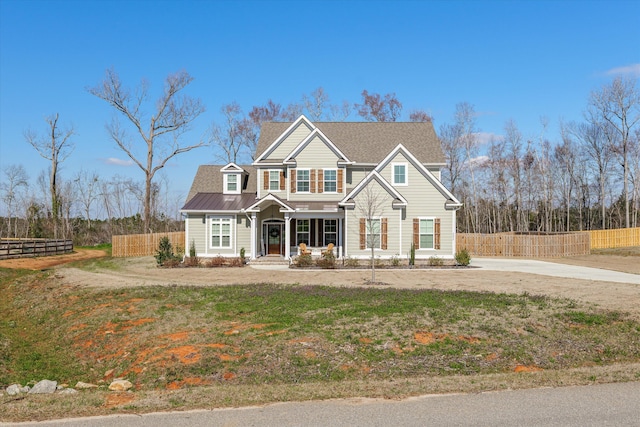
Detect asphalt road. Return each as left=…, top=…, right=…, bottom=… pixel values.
left=8, top=381, right=640, bottom=427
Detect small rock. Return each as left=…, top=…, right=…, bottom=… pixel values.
left=104, top=368, right=115, bottom=380
left=29, top=379, right=58, bottom=394
left=108, top=379, right=133, bottom=391
left=6, top=384, right=22, bottom=396
left=21, top=386, right=30, bottom=393
left=75, top=381, right=99, bottom=389
left=58, top=388, right=78, bottom=395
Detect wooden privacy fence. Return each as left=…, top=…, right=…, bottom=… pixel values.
left=112, top=231, right=185, bottom=257
left=0, top=238, right=73, bottom=260
left=457, top=232, right=591, bottom=258
left=587, top=227, right=640, bottom=249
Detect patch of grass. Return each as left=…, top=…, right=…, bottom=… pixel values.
left=2, top=274, right=640, bottom=422
left=591, top=246, right=640, bottom=256
left=64, top=256, right=125, bottom=272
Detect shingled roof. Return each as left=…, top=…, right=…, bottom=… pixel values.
left=185, top=165, right=256, bottom=204
left=256, top=121, right=445, bottom=165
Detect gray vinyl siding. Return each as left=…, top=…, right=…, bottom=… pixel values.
left=267, top=123, right=313, bottom=160
left=257, top=167, right=285, bottom=199
left=187, top=214, right=249, bottom=257
left=345, top=166, right=374, bottom=193
left=289, top=135, right=344, bottom=202
left=186, top=215, right=207, bottom=255
left=344, top=180, right=402, bottom=258
left=379, top=152, right=454, bottom=257
left=236, top=215, right=252, bottom=257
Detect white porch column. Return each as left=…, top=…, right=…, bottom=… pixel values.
left=284, top=213, right=291, bottom=260
left=338, top=217, right=343, bottom=259
left=251, top=212, right=257, bottom=260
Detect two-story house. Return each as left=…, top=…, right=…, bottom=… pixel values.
left=180, top=115, right=462, bottom=261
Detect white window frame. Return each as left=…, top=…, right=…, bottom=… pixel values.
left=324, top=219, right=337, bottom=246
left=296, top=219, right=310, bottom=245
left=323, top=168, right=338, bottom=193
left=224, top=173, right=240, bottom=194
left=392, top=162, right=408, bottom=186
left=209, top=215, right=233, bottom=249
left=269, top=170, right=281, bottom=192
left=366, top=217, right=381, bottom=249
left=297, top=169, right=310, bottom=193
left=418, top=217, right=435, bottom=250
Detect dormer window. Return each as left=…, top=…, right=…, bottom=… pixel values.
left=224, top=173, right=240, bottom=194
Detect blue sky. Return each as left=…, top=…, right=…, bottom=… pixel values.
left=1, top=0, right=639, bottom=210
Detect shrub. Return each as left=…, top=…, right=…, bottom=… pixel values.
left=185, top=256, right=200, bottom=267
left=240, top=247, right=246, bottom=263
left=316, top=250, right=336, bottom=269
left=205, top=256, right=226, bottom=267
left=344, top=256, right=360, bottom=267
left=390, top=254, right=400, bottom=267
left=189, top=240, right=197, bottom=258
left=155, top=236, right=180, bottom=267
left=295, top=254, right=313, bottom=267
left=228, top=257, right=244, bottom=267
left=163, top=257, right=181, bottom=268
left=409, top=242, right=415, bottom=267
left=374, top=256, right=385, bottom=268
left=428, top=256, right=444, bottom=266
left=455, top=248, right=471, bottom=266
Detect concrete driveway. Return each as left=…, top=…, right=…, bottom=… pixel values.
left=472, top=258, right=640, bottom=284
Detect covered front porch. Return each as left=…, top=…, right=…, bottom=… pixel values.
left=244, top=195, right=344, bottom=261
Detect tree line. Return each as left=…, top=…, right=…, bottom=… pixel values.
left=1, top=69, right=638, bottom=245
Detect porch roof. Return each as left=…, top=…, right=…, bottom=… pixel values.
left=180, top=193, right=256, bottom=212
left=289, top=201, right=341, bottom=212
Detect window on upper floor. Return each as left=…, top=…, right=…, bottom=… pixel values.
left=269, top=170, right=280, bottom=191
left=324, top=169, right=337, bottom=193
left=297, top=169, right=310, bottom=193
left=224, top=174, right=240, bottom=194
left=392, top=163, right=407, bottom=186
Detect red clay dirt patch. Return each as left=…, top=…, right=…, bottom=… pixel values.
left=514, top=364, right=543, bottom=373
left=0, top=248, right=108, bottom=270
left=166, top=377, right=212, bottom=390
left=104, top=392, right=136, bottom=408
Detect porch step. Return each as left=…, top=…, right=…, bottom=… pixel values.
left=248, top=256, right=290, bottom=266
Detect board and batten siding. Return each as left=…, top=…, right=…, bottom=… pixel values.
left=267, top=123, right=313, bottom=160
left=379, top=153, right=454, bottom=257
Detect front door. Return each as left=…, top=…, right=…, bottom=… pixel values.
left=267, top=224, right=282, bottom=255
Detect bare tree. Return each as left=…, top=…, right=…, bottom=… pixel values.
left=409, top=109, right=433, bottom=123
left=1, top=164, right=29, bottom=238
left=74, top=169, right=100, bottom=229
left=24, top=113, right=74, bottom=238
left=356, top=90, right=402, bottom=122
left=356, top=179, right=387, bottom=283
left=88, top=68, right=207, bottom=232
left=588, top=77, right=640, bottom=228
left=504, top=120, right=525, bottom=231
left=329, top=100, right=352, bottom=121
left=302, top=87, right=329, bottom=121
left=211, top=102, right=246, bottom=164
left=571, top=119, right=614, bottom=229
